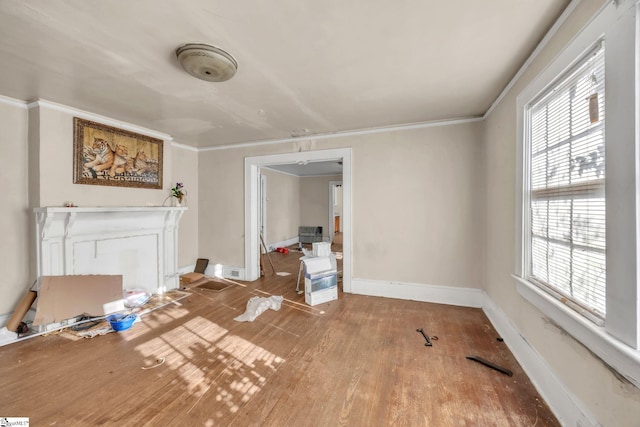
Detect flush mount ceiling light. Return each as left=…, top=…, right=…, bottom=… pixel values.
left=175, top=43, right=238, bottom=82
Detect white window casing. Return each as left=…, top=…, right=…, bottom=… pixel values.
left=514, top=0, right=640, bottom=387
left=526, top=41, right=606, bottom=322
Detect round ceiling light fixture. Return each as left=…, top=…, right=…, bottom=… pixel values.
left=175, top=43, right=238, bottom=82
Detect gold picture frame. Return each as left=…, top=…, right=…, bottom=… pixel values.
left=73, top=117, right=163, bottom=189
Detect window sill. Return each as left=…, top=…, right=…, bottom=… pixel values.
left=513, top=274, right=640, bottom=389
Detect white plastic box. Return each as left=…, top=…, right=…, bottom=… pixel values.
left=312, top=241, right=332, bottom=257
left=305, top=270, right=337, bottom=306
left=302, top=253, right=338, bottom=306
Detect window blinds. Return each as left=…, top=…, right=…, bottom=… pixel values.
left=526, top=41, right=606, bottom=319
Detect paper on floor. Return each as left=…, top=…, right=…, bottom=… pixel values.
left=234, top=295, right=284, bottom=322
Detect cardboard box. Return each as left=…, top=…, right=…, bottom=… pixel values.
left=33, top=275, right=125, bottom=325
left=180, top=272, right=204, bottom=284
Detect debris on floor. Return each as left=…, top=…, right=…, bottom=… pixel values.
left=466, top=355, right=513, bottom=376
left=416, top=328, right=438, bottom=347
left=59, top=290, right=189, bottom=339
left=124, top=289, right=151, bottom=308
left=234, top=295, right=284, bottom=322
left=34, top=275, right=125, bottom=326
left=0, top=327, right=17, bottom=346
left=107, top=313, right=138, bottom=332
left=141, top=357, right=166, bottom=370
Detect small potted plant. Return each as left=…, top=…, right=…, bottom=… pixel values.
left=171, top=182, right=187, bottom=206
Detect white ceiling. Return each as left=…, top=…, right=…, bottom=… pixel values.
left=0, top=0, right=570, bottom=149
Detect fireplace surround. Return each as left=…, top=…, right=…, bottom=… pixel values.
left=34, top=207, right=186, bottom=296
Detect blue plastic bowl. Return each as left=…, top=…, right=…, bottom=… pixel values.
left=107, top=314, right=136, bottom=331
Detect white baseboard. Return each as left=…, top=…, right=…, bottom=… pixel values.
left=350, top=278, right=484, bottom=307
left=267, top=236, right=299, bottom=252
left=482, top=294, right=599, bottom=427
left=180, top=263, right=246, bottom=281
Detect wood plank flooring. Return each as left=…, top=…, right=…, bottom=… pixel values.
left=0, top=238, right=559, bottom=426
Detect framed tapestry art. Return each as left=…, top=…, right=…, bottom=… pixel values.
left=74, top=117, right=163, bottom=189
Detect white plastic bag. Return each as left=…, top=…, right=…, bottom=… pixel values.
left=123, top=288, right=151, bottom=308
left=234, top=295, right=284, bottom=322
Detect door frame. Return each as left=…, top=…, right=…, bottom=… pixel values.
left=244, top=148, right=352, bottom=292
left=259, top=174, right=267, bottom=246
left=329, top=180, right=343, bottom=241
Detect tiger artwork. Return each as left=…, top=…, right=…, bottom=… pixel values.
left=124, top=157, right=136, bottom=174
left=134, top=151, right=152, bottom=174
left=109, top=144, right=128, bottom=177
left=84, top=138, right=114, bottom=172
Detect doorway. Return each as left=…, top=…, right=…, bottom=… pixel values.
left=329, top=181, right=343, bottom=241
left=244, top=148, right=352, bottom=292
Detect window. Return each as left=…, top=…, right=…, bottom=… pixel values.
left=525, top=42, right=606, bottom=323
left=514, top=0, right=640, bottom=388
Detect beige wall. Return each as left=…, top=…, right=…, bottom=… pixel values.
left=483, top=0, right=640, bottom=424
left=300, top=174, right=342, bottom=240
left=261, top=168, right=300, bottom=246
left=32, top=104, right=199, bottom=267
left=198, top=121, right=484, bottom=289
left=352, top=125, right=483, bottom=285
left=0, top=101, right=199, bottom=321
left=35, top=105, right=173, bottom=207
left=171, top=145, right=199, bottom=266
left=0, top=101, right=30, bottom=317
left=198, top=146, right=248, bottom=269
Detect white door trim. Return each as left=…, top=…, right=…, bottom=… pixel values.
left=329, top=180, right=342, bottom=241
left=259, top=174, right=267, bottom=246
left=244, top=148, right=352, bottom=292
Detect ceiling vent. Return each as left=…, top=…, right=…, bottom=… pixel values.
left=175, top=43, right=238, bottom=82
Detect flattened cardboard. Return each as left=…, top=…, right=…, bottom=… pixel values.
left=33, top=275, right=125, bottom=326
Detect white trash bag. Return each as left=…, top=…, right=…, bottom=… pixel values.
left=234, top=295, right=284, bottom=322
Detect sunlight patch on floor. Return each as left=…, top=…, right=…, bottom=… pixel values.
left=121, top=304, right=191, bottom=341
left=134, top=315, right=285, bottom=418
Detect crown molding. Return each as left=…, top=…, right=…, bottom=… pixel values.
left=199, top=115, right=484, bottom=152
left=27, top=99, right=173, bottom=142
left=170, top=140, right=199, bottom=152
left=0, top=94, right=28, bottom=109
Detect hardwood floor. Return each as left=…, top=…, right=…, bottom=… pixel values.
left=0, top=240, right=558, bottom=426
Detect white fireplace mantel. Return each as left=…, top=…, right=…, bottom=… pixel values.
left=34, top=206, right=186, bottom=294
